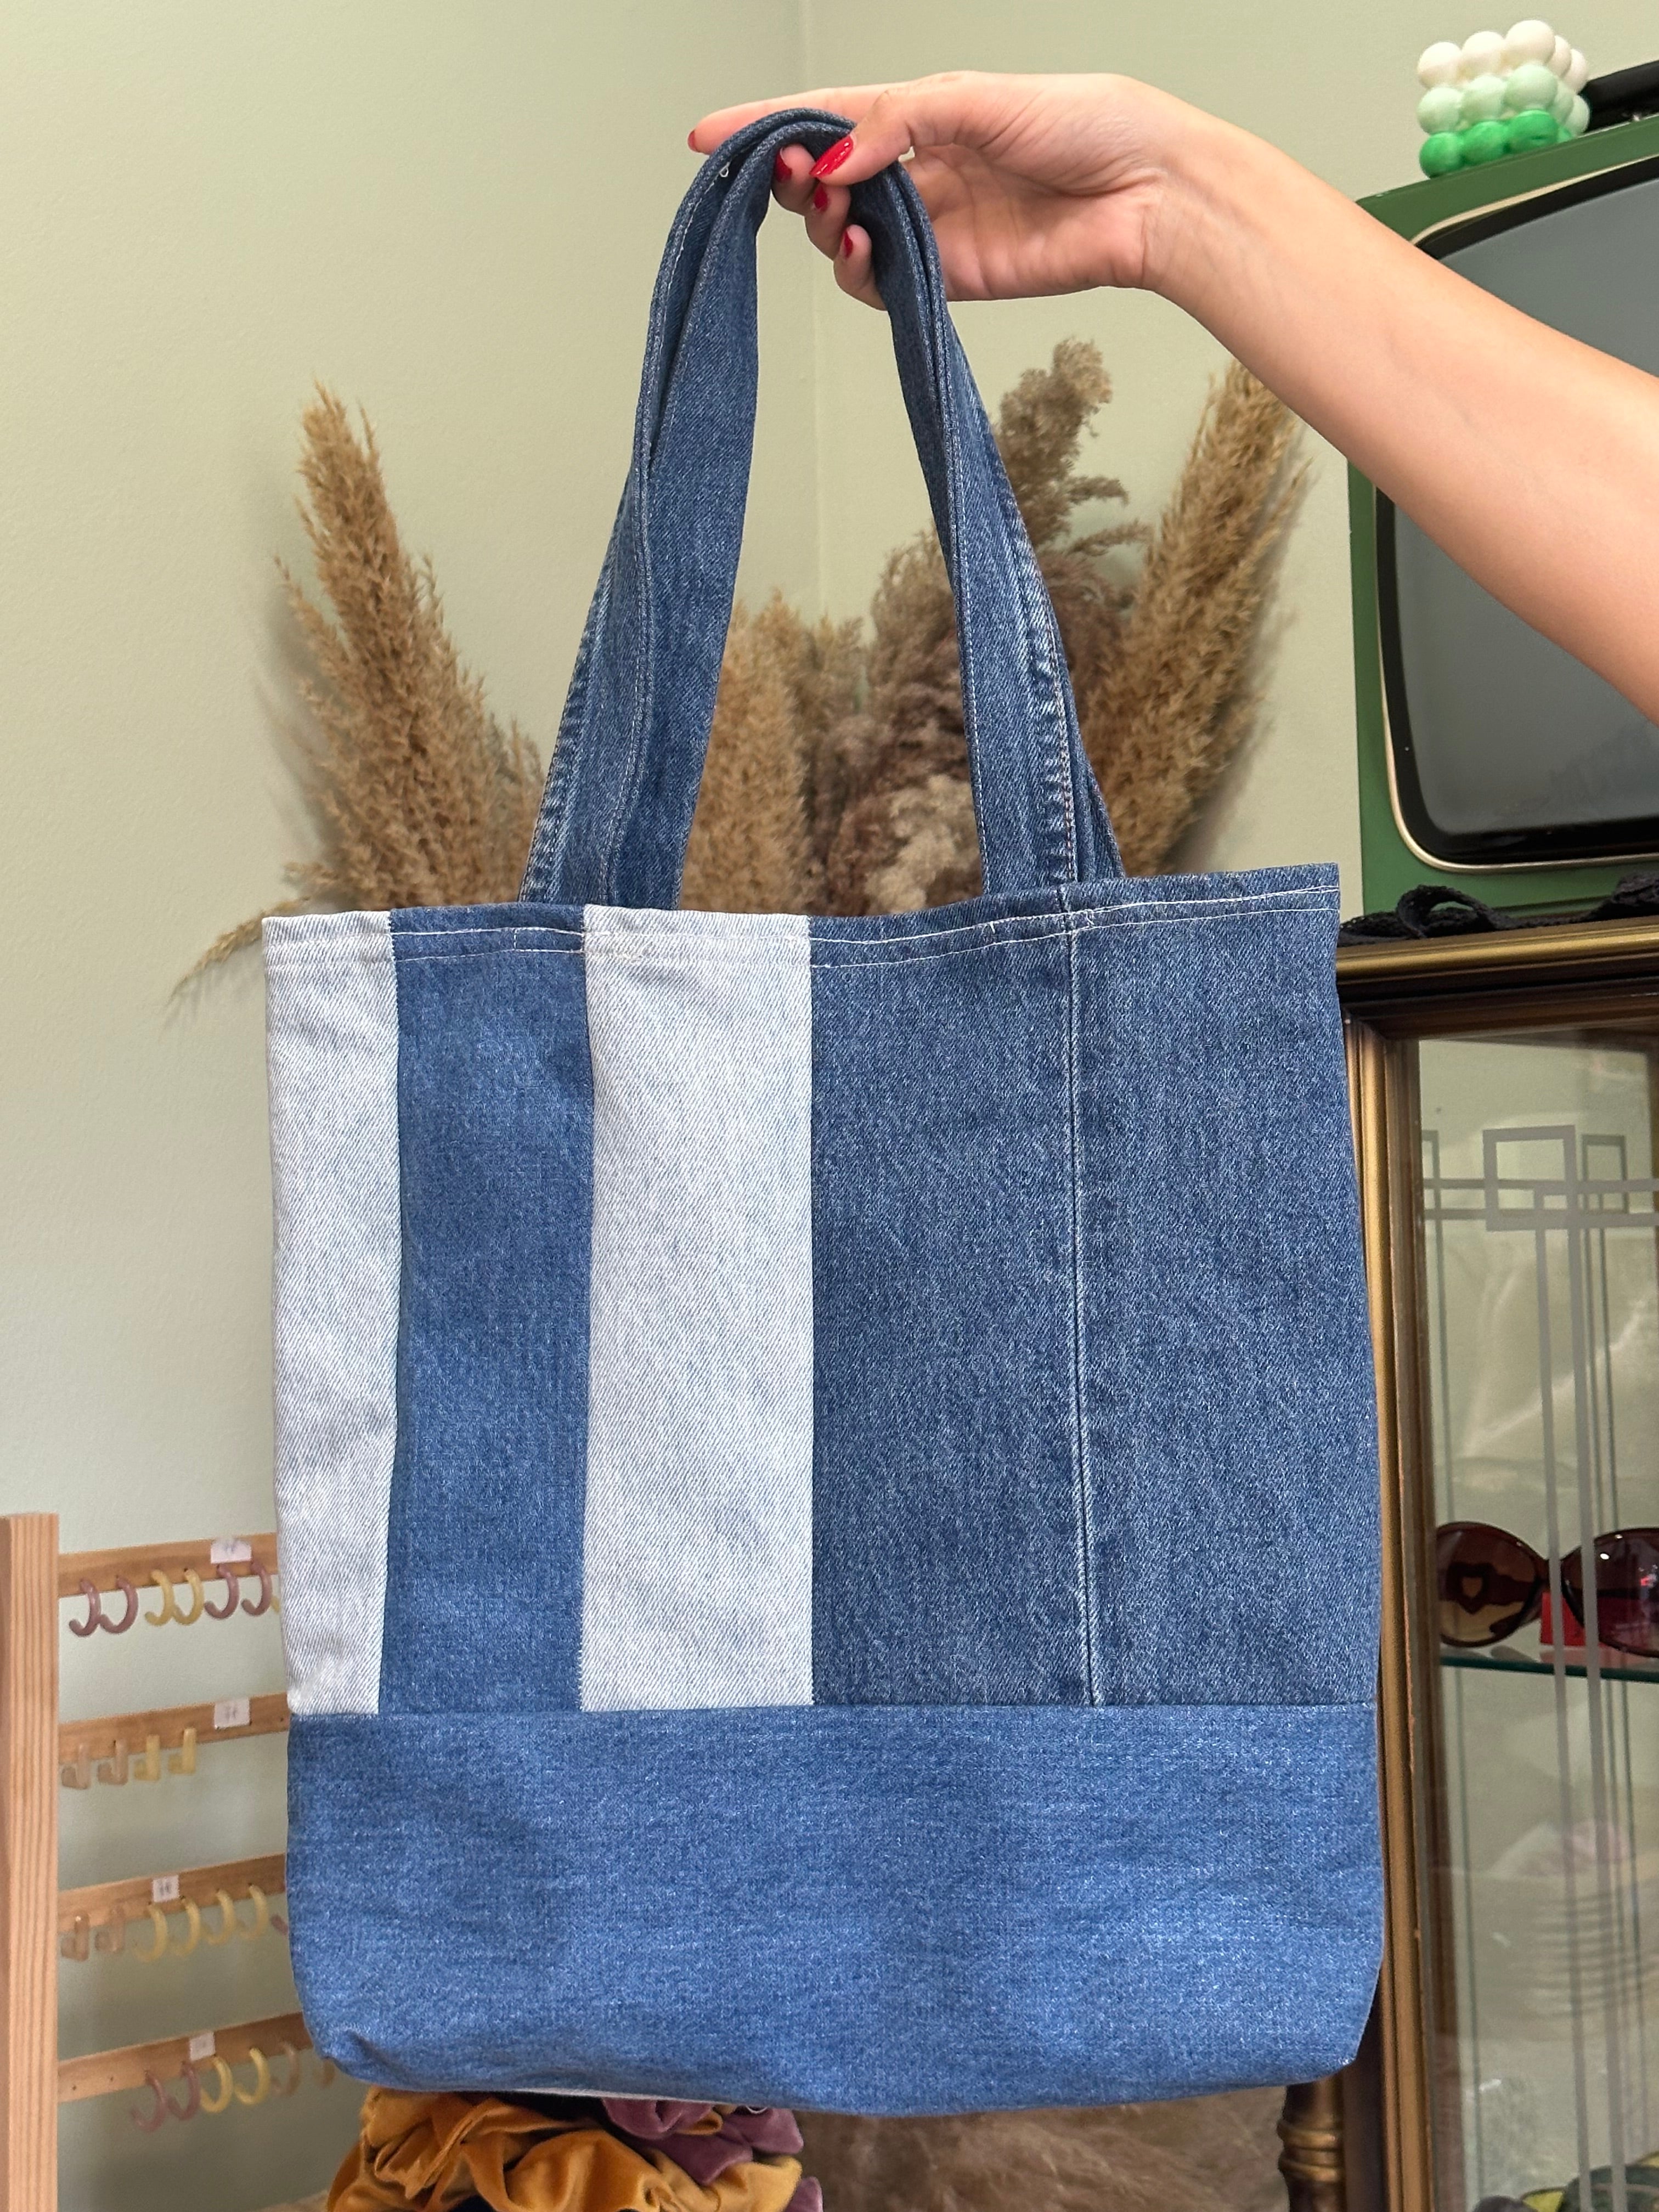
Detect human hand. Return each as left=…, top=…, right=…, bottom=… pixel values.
left=687, top=71, right=1210, bottom=309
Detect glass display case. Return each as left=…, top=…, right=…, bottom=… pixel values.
left=1289, top=922, right=1659, bottom=2212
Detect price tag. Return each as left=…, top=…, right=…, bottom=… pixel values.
left=188, top=2031, right=216, bottom=2063
left=212, top=1697, right=250, bottom=1731
left=209, top=1537, right=252, bottom=1566
left=150, top=1874, right=179, bottom=1904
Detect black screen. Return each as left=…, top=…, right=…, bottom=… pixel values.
left=1381, top=160, right=1659, bottom=865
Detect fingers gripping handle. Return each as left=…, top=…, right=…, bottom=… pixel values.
left=520, top=110, right=1119, bottom=911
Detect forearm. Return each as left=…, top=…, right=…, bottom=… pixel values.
left=1147, top=106, right=1659, bottom=721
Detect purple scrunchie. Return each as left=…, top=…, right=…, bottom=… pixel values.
left=601, top=2101, right=814, bottom=2198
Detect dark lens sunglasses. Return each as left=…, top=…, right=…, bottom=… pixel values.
left=1436, top=1521, right=1659, bottom=1659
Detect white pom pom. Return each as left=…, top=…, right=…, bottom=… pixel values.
left=1504, top=18, right=1556, bottom=65
left=1462, top=72, right=1508, bottom=121
left=1566, top=47, right=1589, bottom=91
left=1418, top=39, right=1465, bottom=86
left=1566, top=91, right=1590, bottom=133
left=1550, top=74, right=1575, bottom=120
left=1549, top=33, right=1571, bottom=74
left=1462, top=27, right=1509, bottom=76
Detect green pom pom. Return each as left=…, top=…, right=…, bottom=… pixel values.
left=1505, top=61, right=1559, bottom=111
left=1419, top=130, right=1466, bottom=175
left=1462, top=119, right=1511, bottom=165
left=1418, top=84, right=1464, bottom=134
left=1506, top=107, right=1560, bottom=152
left=1460, top=74, right=1508, bottom=122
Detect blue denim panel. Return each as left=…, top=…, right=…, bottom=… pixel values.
left=810, top=923, right=1088, bottom=1706
left=381, top=915, right=592, bottom=1711
left=287, top=1702, right=1382, bottom=2113
left=1064, top=867, right=1380, bottom=1707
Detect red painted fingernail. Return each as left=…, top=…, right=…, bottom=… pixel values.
left=688, top=131, right=698, bottom=150
left=774, top=153, right=791, bottom=182
left=840, top=229, right=855, bottom=258
left=811, top=134, right=854, bottom=179
left=812, top=185, right=829, bottom=211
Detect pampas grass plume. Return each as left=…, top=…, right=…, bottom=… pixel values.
left=193, top=387, right=539, bottom=972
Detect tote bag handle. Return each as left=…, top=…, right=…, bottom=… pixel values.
left=520, top=110, right=1122, bottom=910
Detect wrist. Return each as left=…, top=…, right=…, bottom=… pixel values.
left=1134, top=97, right=1273, bottom=308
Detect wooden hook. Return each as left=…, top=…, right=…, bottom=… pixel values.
left=167, top=1724, right=198, bottom=1776
left=271, top=2042, right=303, bottom=2098
left=95, top=1912, right=126, bottom=1956
left=60, top=1743, right=92, bottom=1790
left=240, top=1885, right=270, bottom=1942
left=131, top=1733, right=162, bottom=1783
left=97, top=1738, right=129, bottom=1786
left=58, top=1914, right=90, bottom=1963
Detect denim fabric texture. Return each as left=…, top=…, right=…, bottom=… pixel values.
left=264, top=912, right=400, bottom=1716
left=380, top=918, right=592, bottom=1715
left=264, top=109, right=1382, bottom=2113
left=287, top=1702, right=1382, bottom=2114
left=580, top=906, right=814, bottom=1711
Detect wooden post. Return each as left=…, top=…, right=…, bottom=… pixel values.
left=1, top=1515, right=59, bottom=2212
left=1279, top=2076, right=1347, bottom=2212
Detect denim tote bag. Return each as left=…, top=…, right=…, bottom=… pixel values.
left=264, top=109, right=1383, bottom=2115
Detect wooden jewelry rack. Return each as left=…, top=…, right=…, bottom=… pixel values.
left=0, top=1513, right=325, bottom=2211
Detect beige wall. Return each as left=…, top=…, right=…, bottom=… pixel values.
left=1, top=7, right=817, bottom=2206
left=4, top=3, right=1658, bottom=2205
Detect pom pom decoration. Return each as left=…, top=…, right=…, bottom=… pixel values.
left=1412, top=18, right=1593, bottom=174
left=1420, top=131, right=1467, bottom=173
left=1506, top=106, right=1561, bottom=150
left=1504, top=18, right=1557, bottom=64
left=1462, top=27, right=1509, bottom=76
left=1462, top=117, right=1513, bottom=162
left=1504, top=60, right=1559, bottom=108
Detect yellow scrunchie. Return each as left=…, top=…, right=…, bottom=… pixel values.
left=328, top=2090, right=803, bottom=2212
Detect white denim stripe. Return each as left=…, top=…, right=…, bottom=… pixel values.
left=263, top=912, right=401, bottom=1716
left=580, top=906, right=814, bottom=1710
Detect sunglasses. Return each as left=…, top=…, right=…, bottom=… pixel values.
left=1436, top=1521, right=1659, bottom=1660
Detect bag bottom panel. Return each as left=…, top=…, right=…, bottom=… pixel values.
left=287, top=1701, right=1381, bottom=2115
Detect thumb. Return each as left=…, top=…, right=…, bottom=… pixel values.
left=809, top=72, right=997, bottom=182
